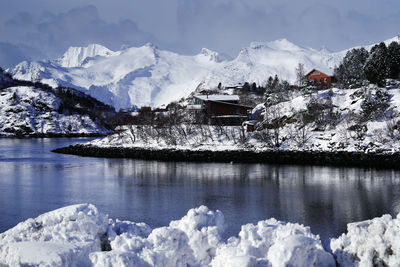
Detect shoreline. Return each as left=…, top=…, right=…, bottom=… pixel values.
left=0, top=133, right=108, bottom=138
left=52, top=144, right=400, bottom=169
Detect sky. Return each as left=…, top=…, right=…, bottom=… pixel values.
left=1, top=0, right=400, bottom=68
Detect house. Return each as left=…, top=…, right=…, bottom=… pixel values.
left=306, top=69, right=332, bottom=88
left=187, top=94, right=253, bottom=125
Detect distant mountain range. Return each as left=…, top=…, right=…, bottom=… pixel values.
left=7, top=37, right=400, bottom=110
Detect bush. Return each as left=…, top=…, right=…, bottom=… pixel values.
left=360, top=88, right=389, bottom=120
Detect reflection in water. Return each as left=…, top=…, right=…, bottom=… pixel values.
left=0, top=138, right=400, bottom=248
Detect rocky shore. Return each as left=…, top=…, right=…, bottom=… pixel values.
left=2, top=133, right=106, bottom=138
left=53, top=144, right=400, bottom=169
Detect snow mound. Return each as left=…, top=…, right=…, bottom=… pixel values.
left=93, top=205, right=225, bottom=266
left=2, top=204, right=400, bottom=266
left=211, top=218, right=335, bottom=267
left=331, top=214, right=400, bottom=266
left=0, top=204, right=110, bottom=266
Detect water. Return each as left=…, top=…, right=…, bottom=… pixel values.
left=1, top=138, right=400, bottom=248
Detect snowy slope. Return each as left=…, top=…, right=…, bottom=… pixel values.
left=8, top=37, right=399, bottom=110
left=0, top=86, right=113, bottom=136
left=55, top=44, right=119, bottom=68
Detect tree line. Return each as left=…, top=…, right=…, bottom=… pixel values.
left=334, top=41, right=400, bottom=87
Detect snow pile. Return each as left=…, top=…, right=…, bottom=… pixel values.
left=3, top=204, right=400, bottom=266
left=169, top=206, right=225, bottom=265
left=0, top=204, right=339, bottom=267
left=0, top=204, right=110, bottom=266
left=331, top=214, right=400, bottom=266
left=211, top=219, right=335, bottom=267
left=92, top=206, right=225, bottom=266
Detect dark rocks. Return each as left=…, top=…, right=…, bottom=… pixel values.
left=52, top=145, right=400, bottom=169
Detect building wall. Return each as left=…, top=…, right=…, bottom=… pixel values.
left=307, top=73, right=331, bottom=86
left=205, top=102, right=249, bottom=117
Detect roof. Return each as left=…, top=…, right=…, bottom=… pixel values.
left=305, top=69, right=330, bottom=77
left=194, top=94, right=240, bottom=102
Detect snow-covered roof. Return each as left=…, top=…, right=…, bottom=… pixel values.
left=194, top=94, right=240, bottom=102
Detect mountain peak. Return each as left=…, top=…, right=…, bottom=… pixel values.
left=265, top=38, right=303, bottom=51
left=248, top=38, right=302, bottom=52
left=199, top=48, right=224, bottom=62
left=56, top=44, right=115, bottom=68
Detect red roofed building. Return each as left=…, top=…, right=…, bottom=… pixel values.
left=306, top=69, right=331, bottom=88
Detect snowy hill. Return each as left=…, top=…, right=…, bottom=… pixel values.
left=0, top=70, right=116, bottom=136
left=0, top=85, right=115, bottom=136
left=8, top=37, right=399, bottom=110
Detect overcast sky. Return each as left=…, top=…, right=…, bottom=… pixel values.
left=1, top=0, right=400, bottom=67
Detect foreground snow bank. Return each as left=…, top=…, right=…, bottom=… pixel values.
left=212, top=218, right=335, bottom=267
left=331, top=214, right=400, bottom=266
left=1, top=204, right=399, bottom=266
left=0, top=204, right=110, bottom=266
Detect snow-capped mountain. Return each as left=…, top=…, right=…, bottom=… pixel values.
left=55, top=44, right=118, bottom=68
left=8, top=37, right=399, bottom=110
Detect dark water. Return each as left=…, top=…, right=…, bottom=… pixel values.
left=1, top=138, right=400, bottom=248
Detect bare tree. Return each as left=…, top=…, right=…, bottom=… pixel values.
left=126, top=125, right=136, bottom=144
left=288, top=118, right=312, bottom=149
left=296, top=63, right=306, bottom=86
left=385, top=112, right=400, bottom=140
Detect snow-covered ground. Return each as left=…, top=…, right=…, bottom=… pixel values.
left=0, top=86, right=111, bottom=136
left=1, top=203, right=399, bottom=266
left=85, top=85, right=400, bottom=154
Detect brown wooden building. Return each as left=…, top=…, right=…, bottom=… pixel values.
left=188, top=95, right=253, bottom=125
left=306, top=69, right=332, bottom=88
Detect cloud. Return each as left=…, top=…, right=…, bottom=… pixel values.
left=0, top=5, right=156, bottom=67
left=1, top=0, right=400, bottom=68
left=176, top=0, right=400, bottom=56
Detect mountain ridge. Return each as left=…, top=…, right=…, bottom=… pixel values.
left=7, top=37, right=400, bottom=110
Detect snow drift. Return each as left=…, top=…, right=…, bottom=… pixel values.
left=1, top=204, right=399, bottom=266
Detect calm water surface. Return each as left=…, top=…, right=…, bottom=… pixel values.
left=1, top=138, right=400, bottom=247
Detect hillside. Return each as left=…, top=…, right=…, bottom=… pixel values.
left=60, top=82, right=400, bottom=165
left=7, top=38, right=358, bottom=110
left=0, top=71, right=116, bottom=136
